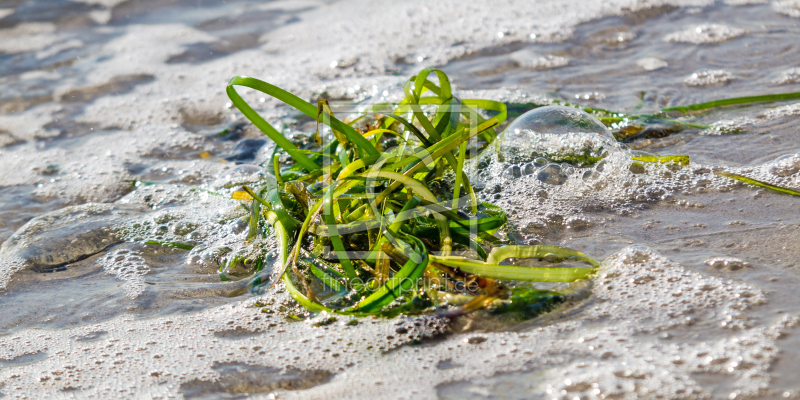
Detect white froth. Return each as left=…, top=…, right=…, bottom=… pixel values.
left=509, top=49, right=570, bottom=70
left=1, top=246, right=794, bottom=399
left=0, top=22, right=59, bottom=53
left=664, top=23, right=746, bottom=44
left=684, top=69, right=736, bottom=86
left=637, top=57, right=668, bottom=71
left=774, top=67, right=800, bottom=85
left=99, top=249, right=149, bottom=298
left=0, top=256, right=25, bottom=291
left=705, top=256, right=750, bottom=272
left=773, top=0, right=800, bottom=17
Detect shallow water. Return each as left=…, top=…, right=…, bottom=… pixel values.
left=1, top=0, right=800, bottom=398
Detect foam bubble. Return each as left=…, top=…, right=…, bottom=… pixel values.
left=664, top=24, right=746, bottom=44
left=98, top=249, right=149, bottom=298
left=0, top=255, right=26, bottom=291
left=773, top=0, right=800, bottom=17
left=705, top=256, right=750, bottom=272
left=773, top=67, right=800, bottom=85
left=637, top=57, right=668, bottom=71
left=684, top=69, right=736, bottom=86
left=508, top=49, right=569, bottom=70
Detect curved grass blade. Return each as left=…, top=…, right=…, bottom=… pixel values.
left=662, top=91, right=800, bottom=113
left=348, top=239, right=429, bottom=313
left=718, top=171, right=800, bottom=196
left=432, top=257, right=596, bottom=282
left=631, top=155, right=690, bottom=166
left=242, top=185, right=300, bottom=233
left=303, top=259, right=345, bottom=292
left=247, top=197, right=260, bottom=240
left=322, top=184, right=357, bottom=279
left=226, top=77, right=319, bottom=171
left=486, top=245, right=599, bottom=267
left=227, top=76, right=380, bottom=168
left=412, top=68, right=452, bottom=100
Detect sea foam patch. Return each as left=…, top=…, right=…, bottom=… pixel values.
left=0, top=246, right=794, bottom=399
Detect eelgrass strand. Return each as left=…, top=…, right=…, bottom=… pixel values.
left=662, top=91, right=800, bottom=113
left=718, top=171, right=800, bottom=196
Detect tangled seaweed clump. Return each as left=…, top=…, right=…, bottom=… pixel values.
left=223, top=69, right=603, bottom=318
left=221, top=68, right=800, bottom=319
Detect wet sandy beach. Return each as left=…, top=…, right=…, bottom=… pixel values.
left=1, top=0, right=800, bottom=398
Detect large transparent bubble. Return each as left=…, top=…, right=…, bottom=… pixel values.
left=499, top=105, right=619, bottom=165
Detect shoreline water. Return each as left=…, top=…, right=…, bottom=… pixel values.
left=1, top=0, right=800, bottom=398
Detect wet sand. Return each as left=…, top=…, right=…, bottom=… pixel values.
left=1, top=0, right=800, bottom=398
